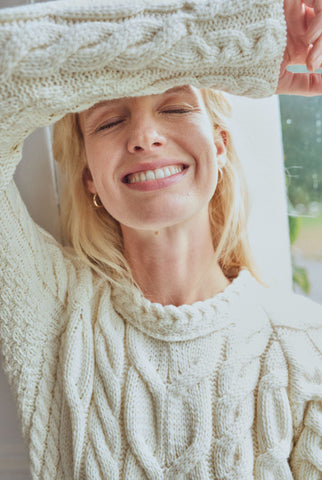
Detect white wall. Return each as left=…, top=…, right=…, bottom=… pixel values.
left=228, top=94, right=292, bottom=288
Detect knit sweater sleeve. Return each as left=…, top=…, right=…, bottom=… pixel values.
left=266, top=292, right=322, bottom=479
left=0, top=0, right=287, bottom=165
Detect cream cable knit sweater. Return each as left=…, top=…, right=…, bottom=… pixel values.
left=0, top=1, right=322, bottom=479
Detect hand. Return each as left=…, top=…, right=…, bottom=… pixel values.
left=277, top=0, right=322, bottom=95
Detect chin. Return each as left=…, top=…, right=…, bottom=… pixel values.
left=121, top=207, right=204, bottom=232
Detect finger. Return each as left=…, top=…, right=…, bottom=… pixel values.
left=307, top=32, right=322, bottom=70
left=305, top=5, right=316, bottom=29
left=302, top=0, right=322, bottom=12
left=303, top=0, right=315, bottom=8
left=306, top=10, right=322, bottom=44
left=277, top=70, right=322, bottom=96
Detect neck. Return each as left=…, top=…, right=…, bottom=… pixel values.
left=121, top=213, right=230, bottom=306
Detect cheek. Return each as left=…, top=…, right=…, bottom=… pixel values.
left=191, top=136, right=219, bottom=176
left=182, top=120, right=217, bottom=159
left=84, top=141, right=114, bottom=190
left=192, top=135, right=219, bottom=198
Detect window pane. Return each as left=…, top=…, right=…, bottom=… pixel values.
left=279, top=95, right=322, bottom=304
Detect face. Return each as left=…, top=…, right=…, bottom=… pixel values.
left=79, top=86, right=226, bottom=232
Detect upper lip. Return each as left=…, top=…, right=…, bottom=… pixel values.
left=121, top=159, right=189, bottom=182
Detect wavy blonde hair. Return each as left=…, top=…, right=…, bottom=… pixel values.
left=53, top=88, right=259, bottom=285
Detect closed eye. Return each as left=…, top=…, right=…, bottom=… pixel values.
left=96, top=119, right=124, bottom=132
left=162, top=108, right=191, bottom=114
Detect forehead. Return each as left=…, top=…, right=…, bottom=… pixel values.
left=83, top=85, right=200, bottom=118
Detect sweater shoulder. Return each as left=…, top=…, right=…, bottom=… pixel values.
left=255, top=282, right=322, bottom=331
left=238, top=276, right=322, bottom=375
left=253, top=283, right=322, bottom=399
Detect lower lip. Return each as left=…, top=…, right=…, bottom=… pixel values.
left=123, top=167, right=189, bottom=191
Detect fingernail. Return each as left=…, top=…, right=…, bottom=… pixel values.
left=315, top=58, right=322, bottom=72
left=311, top=55, right=322, bottom=72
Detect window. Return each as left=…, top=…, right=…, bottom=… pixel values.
left=279, top=93, right=322, bottom=305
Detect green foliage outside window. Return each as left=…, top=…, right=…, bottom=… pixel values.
left=280, top=95, right=322, bottom=207
left=279, top=94, right=322, bottom=294
left=288, top=215, right=310, bottom=293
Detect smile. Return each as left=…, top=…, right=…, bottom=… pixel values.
left=125, top=164, right=186, bottom=184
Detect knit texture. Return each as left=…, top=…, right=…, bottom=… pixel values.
left=1, top=1, right=322, bottom=479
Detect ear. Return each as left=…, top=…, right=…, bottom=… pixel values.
left=215, top=130, right=228, bottom=168
left=82, top=167, right=97, bottom=194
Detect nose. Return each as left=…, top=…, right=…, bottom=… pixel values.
left=127, top=117, right=166, bottom=154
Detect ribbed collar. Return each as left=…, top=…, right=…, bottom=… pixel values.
left=111, top=270, right=257, bottom=341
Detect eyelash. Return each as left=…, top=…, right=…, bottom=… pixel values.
left=96, top=120, right=123, bottom=132
left=162, top=108, right=191, bottom=114
left=95, top=108, right=191, bottom=132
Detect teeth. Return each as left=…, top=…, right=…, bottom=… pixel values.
left=155, top=168, right=165, bottom=179
left=127, top=165, right=184, bottom=184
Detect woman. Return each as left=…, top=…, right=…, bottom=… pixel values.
left=0, top=0, right=322, bottom=479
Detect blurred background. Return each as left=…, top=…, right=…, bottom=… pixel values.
left=280, top=92, right=322, bottom=304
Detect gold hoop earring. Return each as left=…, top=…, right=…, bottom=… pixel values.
left=92, top=193, right=103, bottom=208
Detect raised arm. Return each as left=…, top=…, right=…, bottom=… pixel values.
left=0, top=0, right=287, bottom=168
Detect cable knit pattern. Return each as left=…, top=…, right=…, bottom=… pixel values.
left=0, top=0, right=287, bottom=173
left=0, top=1, right=322, bottom=479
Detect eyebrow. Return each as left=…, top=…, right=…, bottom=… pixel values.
left=84, top=98, right=125, bottom=118
left=163, top=85, right=194, bottom=95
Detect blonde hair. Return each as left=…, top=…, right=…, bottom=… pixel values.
left=53, top=88, right=259, bottom=285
